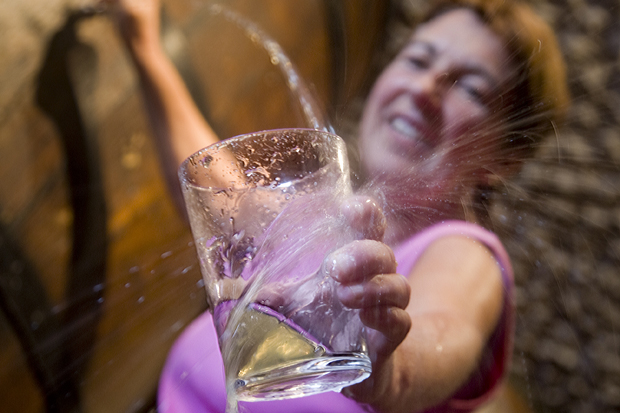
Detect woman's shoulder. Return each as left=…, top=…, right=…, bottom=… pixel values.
left=403, top=220, right=499, bottom=245
left=393, top=220, right=512, bottom=283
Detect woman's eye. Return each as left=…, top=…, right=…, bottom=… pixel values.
left=407, top=55, right=430, bottom=69
left=463, top=84, right=483, bottom=100
left=457, top=78, right=487, bottom=102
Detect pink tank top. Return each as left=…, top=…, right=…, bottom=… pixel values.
left=157, top=220, right=514, bottom=412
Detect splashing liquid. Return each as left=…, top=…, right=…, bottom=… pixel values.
left=208, top=183, right=370, bottom=412
left=209, top=4, right=334, bottom=133
left=201, top=8, right=365, bottom=412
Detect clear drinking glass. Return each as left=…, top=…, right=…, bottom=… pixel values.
left=178, top=129, right=371, bottom=403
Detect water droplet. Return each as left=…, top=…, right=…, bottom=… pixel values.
left=171, top=321, right=184, bottom=332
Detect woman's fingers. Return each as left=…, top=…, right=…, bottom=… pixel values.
left=337, top=271, right=411, bottom=355
left=361, top=307, right=411, bottom=355
left=327, top=240, right=396, bottom=284
left=336, top=273, right=410, bottom=310
left=326, top=238, right=411, bottom=356
left=341, top=196, right=386, bottom=241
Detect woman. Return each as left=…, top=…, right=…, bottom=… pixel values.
left=104, top=0, right=568, bottom=411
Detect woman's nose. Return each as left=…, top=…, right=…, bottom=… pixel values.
left=410, top=71, right=445, bottom=120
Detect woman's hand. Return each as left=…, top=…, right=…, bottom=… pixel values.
left=100, top=0, right=161, bottom=53
left=329, top=240, right=411, bottom=359
left=100, top=0, right=219, bottom=208
left=329, top=198, right=505, bottom=412
left=327, top=196, right=412, bottom=401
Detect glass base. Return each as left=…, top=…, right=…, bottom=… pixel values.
left=222, top=302, right=371, bottom=401
left=234, top=352, right=371, bottom=401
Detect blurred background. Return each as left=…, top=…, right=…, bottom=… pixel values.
left=0, top=0, right=619, bottom=412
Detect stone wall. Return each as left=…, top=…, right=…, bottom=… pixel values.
left=497, top=1, right=620, bottom=412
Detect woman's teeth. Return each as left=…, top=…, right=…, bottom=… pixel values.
left=391, top=117, right=418, bottom=138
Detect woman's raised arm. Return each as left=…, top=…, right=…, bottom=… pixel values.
left=104, top=0, right=219, bottom=209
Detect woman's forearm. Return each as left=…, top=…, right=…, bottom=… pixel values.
left=351, top=313, right=486, bottom=413
left=128, top=42, right=219, bottom=211
left=353, top=236, right=505, bottom=413
left=383, top=315, right=486, bottom=412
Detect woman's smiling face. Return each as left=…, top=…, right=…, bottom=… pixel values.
left=358, top=8, right=517, bottom=191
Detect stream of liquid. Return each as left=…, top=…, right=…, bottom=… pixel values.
left=198, top=7, right=361, bottom=412
left=209, top=4, right=334, bottom=134
left=196, top=169, right=369, bottom=412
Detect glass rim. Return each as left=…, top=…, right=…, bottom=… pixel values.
left=177, top=128, right=347, bottom=192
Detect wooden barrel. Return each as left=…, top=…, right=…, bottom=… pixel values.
left=0, top=1, right=389, bottom=411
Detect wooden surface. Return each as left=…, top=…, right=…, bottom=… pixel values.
left=0, top=1, right=388, bottom=411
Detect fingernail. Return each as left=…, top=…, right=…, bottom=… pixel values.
left=326, top=252, right=354, bottom=281
left=325, top=256, right=339, bottom=278
left=323, top=252, right=341, bottom=280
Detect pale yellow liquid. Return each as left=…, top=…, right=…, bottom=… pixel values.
left=222, top=306, right=371, bottom=411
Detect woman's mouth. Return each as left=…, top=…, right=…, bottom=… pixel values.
left=390, top=116, right=419, bottom=139
left=388, top=115, right=436, bottom=153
